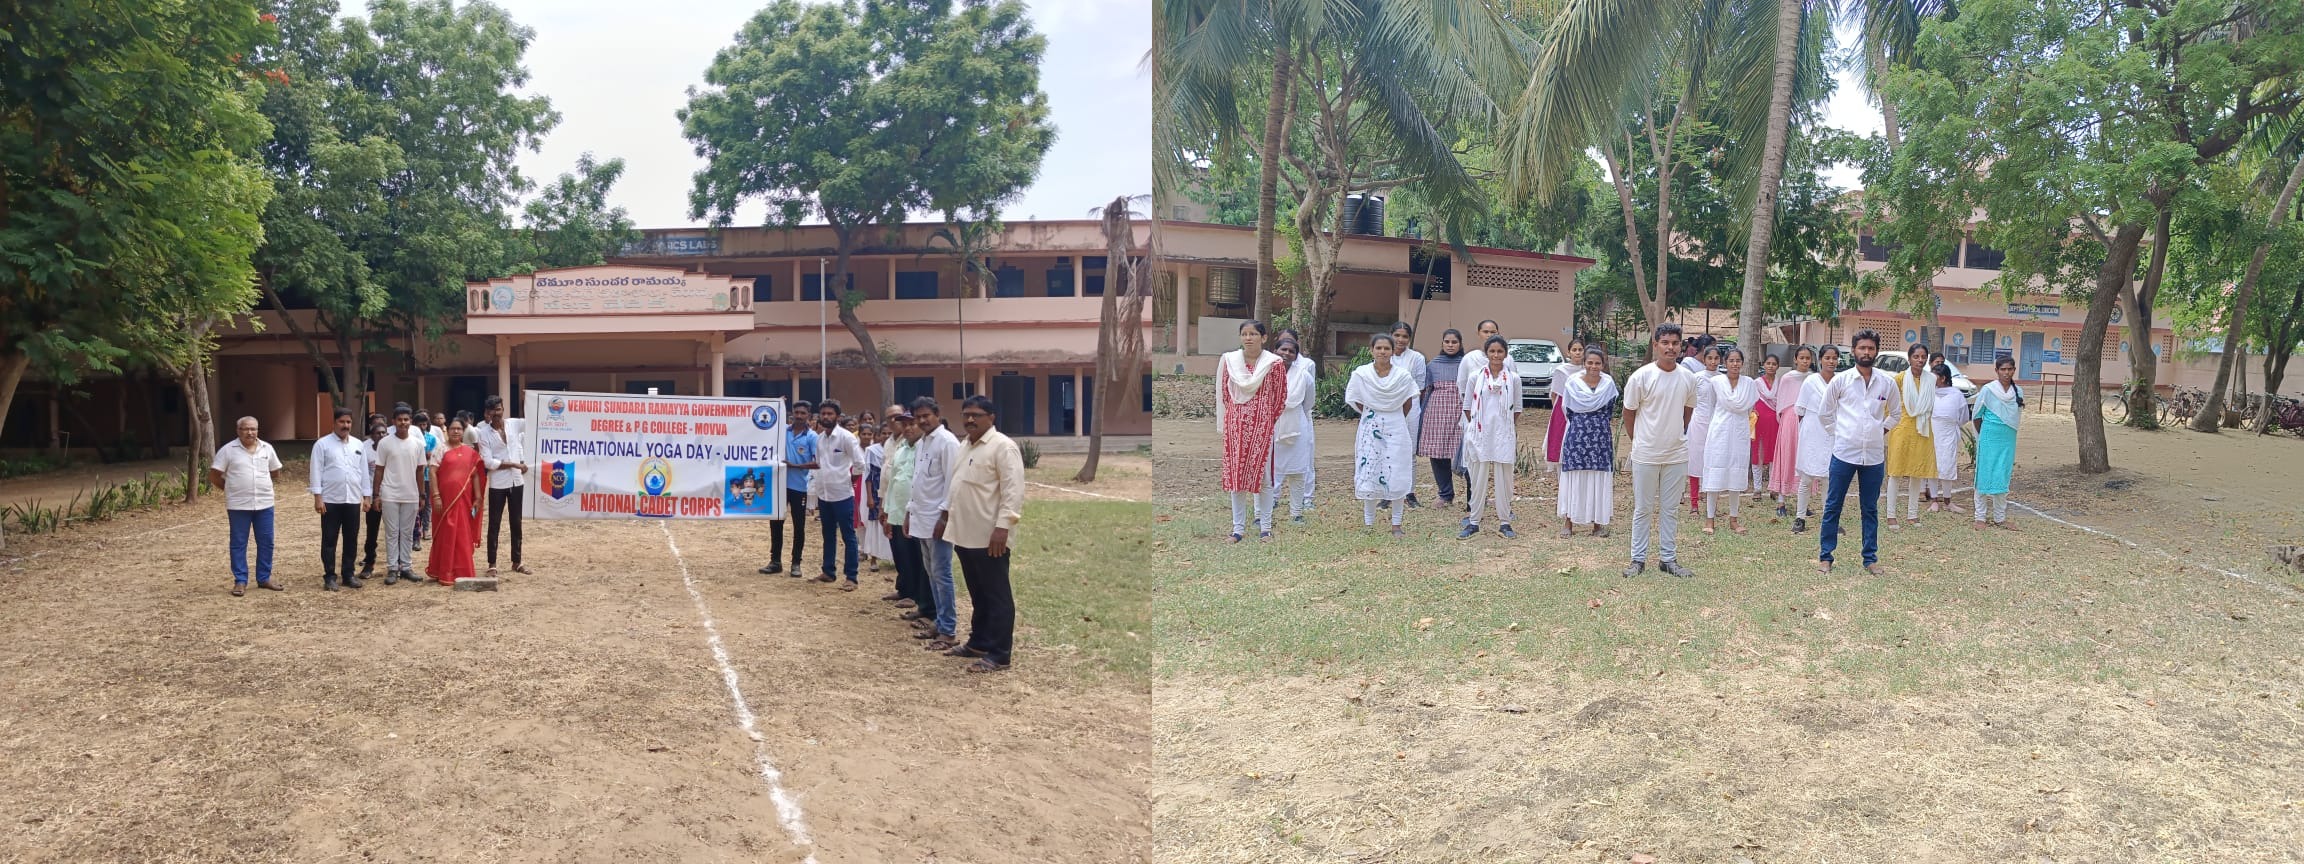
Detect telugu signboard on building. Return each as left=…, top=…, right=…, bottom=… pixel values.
left=468, top=266, right=755, bottom=316
left=2008, top=302, right=2062, bottom=318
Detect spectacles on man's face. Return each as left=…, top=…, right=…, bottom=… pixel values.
left=960, top=410, right=990, bottom=420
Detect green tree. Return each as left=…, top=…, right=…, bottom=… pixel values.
left=0, top=0, right=275, bottom=447
left=682, top=0, right=1054, bottom=410
left=508, top=153, right=641, bottom=271
left=923, top=210, right=1003, bottom=390
left=254, top=0, right=559, bottom=414
left=1871, top=0, right=2304, bottom=470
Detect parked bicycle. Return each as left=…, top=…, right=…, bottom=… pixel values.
left=2262, top=395, right=2304, bottom=437
left=2167, top=386, right=2207, bottom=426
left=2101, top=380, right=2166, bottom=424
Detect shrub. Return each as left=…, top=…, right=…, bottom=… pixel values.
left=1019, top=439, right=1041, bottom=469
left=1314, top=346, right=1375, bottom=419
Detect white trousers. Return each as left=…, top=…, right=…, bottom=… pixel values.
left=1269, top=472, right=1312, bottom=518
left=1466, top=461, right=1514, bottom=526
left=1883, top=476, right=1923, bottom=519
left=1629, top=460, right=1686, bottom=564
left=1973, top=491, right=2009, bottom=523
left=1363, top=498, right=1404, bottom=526
left=1229, top=488, right=1274, bottom=534
left=1705, top=491, right=1741, bottom=519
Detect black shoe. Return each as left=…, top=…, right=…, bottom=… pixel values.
left=758, top=563, right=783, bottom=575
left=1621, top=561, right=1646, bottom=578
left=1792, top=517, right=1808, bottom=533
left=324, top=578, right=340, bottom=592
left=359, top=564, right=375, bottom=579
left=1406, top=494, right=1423, bottom=509
left=1497, top=524, right=1518, bottom=539
left=383, top=570, right=398, bottom=585
left=1660, top=561, right=1696, bottom=578
left=1457, top=524, right=1479, bottom=539
left=343, top=574, right=364, bottom=589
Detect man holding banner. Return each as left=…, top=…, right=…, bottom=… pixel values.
left=761, top=402, right=817, bottom=576
left=811, top=400, right=864, bottom=589
left=937, top=395, right=1026, bottom=673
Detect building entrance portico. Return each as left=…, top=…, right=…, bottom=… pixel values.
left=464, top=265, right=758, bottom=413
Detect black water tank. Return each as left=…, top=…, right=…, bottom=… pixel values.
left=1341, top=194, right=1364, bottom=235
left=1357, top=195, right=1385, bottom=235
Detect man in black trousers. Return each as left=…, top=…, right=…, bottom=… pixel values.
left=933, top=395, right=1026, bottom=673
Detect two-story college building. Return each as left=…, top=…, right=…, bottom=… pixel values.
left=1, top=220, right=1155, bottom=454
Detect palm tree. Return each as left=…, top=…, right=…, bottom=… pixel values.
left=925, top=212, right=1002, bottom=396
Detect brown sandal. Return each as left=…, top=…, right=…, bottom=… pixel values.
left=230, top=585, right=245, bottom=597
left=964, top=658, right=1008, bottom=673
left=839, top=581, right=858, bottom=592
left=924, top=637, right=960, bottom=651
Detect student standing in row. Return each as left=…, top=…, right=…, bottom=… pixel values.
left=358, top=414, right=388, bottom=579
left=1791, top=345, right=1841, bottom=533
left=1275, top=327, right=1318, bottom=510
left=1884, top=343, right=1937, bottom=527
left=1622, top=325, right=1700, bottom=578
left=1971, top=355, right=2023, bottom=530
left=1268, top=338, right=1317, bottom=523
left=372, top=405, right=428, bottom=586
left=1458, top=335, right=1522, bottom=539
left=1555, top=346, right=1617, bottom=538
left=1683, top=340, right=1720, bottom=514
left=1415, top=329, right=1467, bottom=509
left=1542, top=337, right=1587, bottom=475
left=473, top=396, right=531, bottom=579
left=1390, top=322, right=1427, bottom=509
left=812, top=400, right=863, bottom=589
left=1348, top=334, right=1418, bottom=536
left=1926, top=363, right=1969, bottom=513
left=1217, top=320, right=1288, bottom=542
left=910, top=397, right=964, bottom=650
left=1818, top=331, right=1899, bottom=575
left=1751, top=353, right=1781, bottom=496
left=1700, top=348, right=1760, bottom=535
left=763, top=402, right=818, bottom=576
left=1768, top=347, right=1812, bottom=518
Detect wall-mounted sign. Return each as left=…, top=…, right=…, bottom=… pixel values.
left=2041, top=350, right=2062, bottom=364
left=467, top=266, right=754, bottom=317
left=2008, top=303, right=2061, bottom=318
left=659, top=235, right=719, bottom=256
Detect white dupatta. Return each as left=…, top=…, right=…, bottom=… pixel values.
left=1273, top=359, right=1314, bottom=443
left=1976, top=380, right=2022, bottom=431
left=1559, top=369, right=1617, bottom=414
left=1348, top=361, right=1417, bottom=415
left=1214, top=349, right=1284, bottom=426
left=1898, top=367, right=1934, bottom=438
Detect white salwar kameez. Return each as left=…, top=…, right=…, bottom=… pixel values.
left=1927, top=386, right=1969, bottom=498
left=1700, top=375, right=1760, bottom=491
left=1347, top=362, right=1419, bottom=525
left=1268, top=360, right=1317, bottom=518
left=1460, top=360, right=1522, bottom=528
left=1793, top=371, right=1836, bottom=519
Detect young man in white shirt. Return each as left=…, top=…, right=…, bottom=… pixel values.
left=473, top=395, right=532, bottom=578
left=309, top=407, right=372, bottom=591
left=907, top=396, right=963, bottom=646
left=1619, top=324, right=1701, bottom=578
left=1816, top=328, right=1901, bottom=575
left=209, top=415, right=285, bottom=596
left=358, top=413, right=387, bottom=579
left=933, top=394, right=1026, bottom=672
left=810, top=399, right=863, bottom=588
left=371, top=404, right=430, bottom=585
left=411, top=410, right=439, bottom=552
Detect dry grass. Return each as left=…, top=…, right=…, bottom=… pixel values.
left=0, top=482, right=1149, bottom=863
left=1153, top=414, right=2304, bottom=863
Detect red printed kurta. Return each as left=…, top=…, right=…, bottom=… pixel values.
left=426, top=445, right=485, bottom=584
left=1218, top=352, right=1289, bottom=492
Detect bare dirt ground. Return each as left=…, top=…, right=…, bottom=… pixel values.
left=0, top=475, right=1148, bottom=863
left=1151, top=391, right=2304, bottom=863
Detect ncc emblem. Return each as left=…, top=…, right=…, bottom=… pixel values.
left=545, top=461, right=576, bottom=499
left=751, top=403, right=779, bottom=430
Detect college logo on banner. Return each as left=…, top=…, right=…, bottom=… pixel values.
left=751, top=404, right=779, bottom=430
left=545, top=461, right=577, bottom=499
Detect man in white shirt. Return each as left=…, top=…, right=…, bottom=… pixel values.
left=932, top=394, right=1027, bottom=672
left=473, top=395, right=533, bottom=578
left=371, top=404, right=430, bottom=585
left=907, top=396, right=963, bottom=645
left=309, top=407, right=372, bottom=591
left=1816, top=328, right=1902, bottom=575
left=810, top=399, right=863, bottom=588
left=209, top=415, right=285, bottom=596
left=1619, top=324, right=1701, bottom=578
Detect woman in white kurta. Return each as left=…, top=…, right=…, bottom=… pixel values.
left=1792, top=345, right=1840, bottom=533
left=1390, top=322, right=1428, bottom=508
left=1701, top=347, right=1761, bottom=533
left=1348, top=334, right=1419, bottom=536
left=1555, top=346, right=1618, bottom=536
left=861, top=429, right=891, bottom=567
left=1684, top=344, right=1722, bottom=514
left=1926, top=363, right=1970, bottom=513
left=1267, top=338, right=1317, bottom=523
left=1459, top=335, right=1523, bottom=539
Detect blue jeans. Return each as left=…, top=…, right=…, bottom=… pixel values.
left=921, top=535, right=957, bottom=636
left=228, top=507, right=276, bottom=585
left=1821, top=457, right=1884, bottom=566
left=817, top=497, right=859, bottom=580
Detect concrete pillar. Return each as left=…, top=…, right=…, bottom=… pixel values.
left=496, top=337, right=512, bottom=412
left=1075, top=367, right=1086, bottom=437
left=791, top=259, right=803, bottom=302
left=711, top=334, right=726, bottom=397
left=1073, top=256, right=1085, bottom=298
left=977, top=368, right=988, bottom=401
left=1176, top=266, right=1192, bottom=354
left=415, top=375, right=429, bottom=417
left=887, top=257, right=897, bottom=299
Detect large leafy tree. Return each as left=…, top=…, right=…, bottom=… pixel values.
left=1871, top=0, right=2304, bottom=470
left=254, top=0, right=559, bottom=414
left=0, top=0, right=275, bottom=447
left=508, top=153, right=642, bottom=271
left=682, top=0, right=1054, bottom=411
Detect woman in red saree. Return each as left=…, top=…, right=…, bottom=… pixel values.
left=426, top=412, right=485, bottom=585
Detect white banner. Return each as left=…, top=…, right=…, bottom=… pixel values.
left=521, top=390, right=788, bottom=520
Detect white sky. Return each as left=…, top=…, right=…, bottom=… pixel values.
left=478, top=0, right=1151, bottom=228
left=1819, top=19, right=1885, bottom=192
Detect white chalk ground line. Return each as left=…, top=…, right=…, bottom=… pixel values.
left=658, top=521, right=819, bottom=863
left=2002, top=497, right=2298, bottom=599
left=1024, top=480, right=1142, bottom=502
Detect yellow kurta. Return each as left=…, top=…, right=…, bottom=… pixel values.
left=1885, top=371, right=1937, bottom=478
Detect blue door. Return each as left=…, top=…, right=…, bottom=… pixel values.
left=2019, top=331, right=2044, bottom=381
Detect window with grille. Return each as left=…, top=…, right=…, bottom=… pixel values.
left=894, top=270, right=939, bottom=300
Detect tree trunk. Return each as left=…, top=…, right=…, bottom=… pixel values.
left=2073, top=223, right=2148, bottom=473
left=2120, top=204, right=2173, bottom=426
left=259, top=274, right=352, bottom=412
left=1871, top=40, right=1902, bottom=154
left=181, top=353, right=217, bottom=501
left=0, top=350, right=26, bottom=447
left=1252, top=48, right=1295, bottom=324
left=1601, top=143, right=1656, bottom=331
left=1737, top=0, right=1804, bottom=357
left=827, top=226, right=895, bottom=413
left=2194, top=149, right=2304, bottom=431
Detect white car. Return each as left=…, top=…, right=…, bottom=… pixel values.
left=1508, top=339, right=1564, bottom=407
